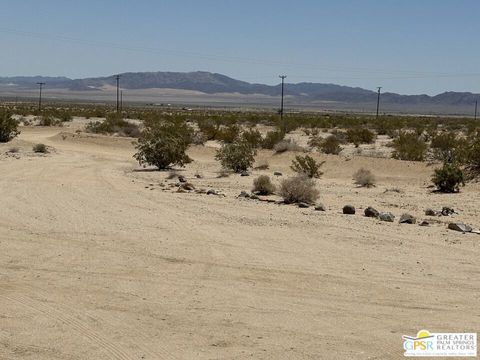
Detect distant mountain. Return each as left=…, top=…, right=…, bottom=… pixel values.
left=0, top=71, right=479, bottom=107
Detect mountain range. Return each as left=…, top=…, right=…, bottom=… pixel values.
left=0, top=71, right=479, bottom=109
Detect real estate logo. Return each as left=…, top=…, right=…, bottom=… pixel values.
left=403, top=330, right=477, bottom=357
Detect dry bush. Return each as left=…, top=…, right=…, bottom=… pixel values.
left=432, top=162, right=465, bottom=193
left=279, top=175, right=319, bottom=204
left=346, top=128, right=375, bottom=146
left=262, top=130, right=285, bottom=149
left=273, top=139, right=303, bottom=153
left=291, top=154, right=324, bottom=178
left=7, top=147, right=19, bottom=153
left=252, top=175, right=276, bottom=195
left=353, top=168, right=376, bottom=187
left=241, top=128, right=263, bottom=149
left=86, top=112, right=140, bottom=138
left=392, top=132, right=427, bottom=161
left=33, top=143, right=48, bottom=153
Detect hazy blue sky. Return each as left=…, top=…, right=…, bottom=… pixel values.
left=1, top=0, right=479, bottom=95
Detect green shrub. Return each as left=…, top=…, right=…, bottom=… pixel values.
left=241, top=128, right=263, bottom=148
left=392, top=132, right=427, bottom=161
left=320, top=135, right=342, bottom=155
left=216, top=124, right=240, bottom=143
left=86, top=112, right=140, bottom=137
left=291, top=154, right=324, bottom=178
left=133, top=120, right=193, bottom=169
left=197, top=119, right=220, bottom=140
left=430, top=132, right=468, bottom=163
left=252, top=175, right=276, bottom=195
left=0, top=110, right=19, bottom=142
left=464, top=137, right=480, bottom=180
left=432, top=162, right=465, bottom=193
left=262, top=130, right=285, bottom=149
left=215, top=140, right=256, bottom=172
left=33, top=143, right=48, bottom=153
left=346, top=128, right=375, bottom=146
left=279, top=175, right=319, bottom=204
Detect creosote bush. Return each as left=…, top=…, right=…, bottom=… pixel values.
left=241, top=128, right=263, bottom=149
left=32, top=143, right=48, bottom=153
left=215, top=140, right=256, bottom=173
left=432, top=162, right=465, bottom=193
left=353, top=168, right=376, bottom=187
left=346, top=128, right=375, bottom=146
left=392, top=132, right=427, bottom=161
left=273, top=139, right=303, bottom=153
left=0, top=110, right=20, bottom=143
left=252, top=175, right=276, bottom=195
left=262, top=130, right=285, bottom=149
left=134, top=120, right=193, bottom=169
left=320, top=135, right=342, bottom=155
left=86, top=112, right=140, bottom=137
left=279, top=175, right=320, bottom=204
left=291, top=154, right=325, bottom=178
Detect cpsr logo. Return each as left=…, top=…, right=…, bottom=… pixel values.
left=403, top=330, right=477, bottom=357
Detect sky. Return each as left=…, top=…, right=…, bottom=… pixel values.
left=1, top=0, right=479, bottom=95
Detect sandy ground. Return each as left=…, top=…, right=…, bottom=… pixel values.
left=0, top=122, right=479, bottom=359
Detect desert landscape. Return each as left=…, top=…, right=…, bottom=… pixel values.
left=0, top=109, right=479, bottom=359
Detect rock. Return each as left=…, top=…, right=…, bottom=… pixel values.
left=425, top=208, right=438, bottom=216
left=275, top=200, right=285, bottom=205
left=206, top=189, right=217, bottom=195
left=399, top=213, right=416, bottom=224
left=274, top=171, right=283, bottom=176
left=179, top=182, right=195, bottom=191
left=343, top=205, right=355, bottom=215
left=364, top=206, right=379, bottom=218
left=298, top=202, right=309, bottom=208
left=314, top=203, right=326, bottom=211
left=240, top=171, right=250, bottom=177
left=441, top=207, right=455, bottom=216
left=419, top=220, right=430, bottom=227
left=448, top=223, right=472, bottom=233
left=176, top=188, right=187, bottom=193
left=178, top=175, right=187, bottom=183
left=195, top=188, right=207, bottom=194
left=249, top=194, right=259, bottom=200
left=379, top=212, right=395, bottom=222
left=238, top=191, right=250, bottom=198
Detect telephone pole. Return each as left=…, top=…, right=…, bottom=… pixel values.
left=37, top=82, right=45, bottom=111
left=115, top=75, right=121, bottom=112
left=376, top=86, right=382, bottom=118
left=120, top=91, right=123, bottom=112
left=475, top=100, right=478, bottom=120
left=279, top=75, right=287, bottom=123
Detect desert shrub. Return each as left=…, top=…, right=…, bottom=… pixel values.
left=432, top=162, right=465, bottom=193
left=215, top=140, right=256, bottom=172
left=464, top=137, right=480, bottom=180
left=262, top=130, right=285, bottom=149
left=392, top=132, right=427, bottom=161
left=252, top=175, right=276, bottom=195
left=33, top=143, right=48, bottom=153
left=330, top=129, right=348, bottom=144
left=241, top=128, right=263, bottom=148
left=191, top=131, right=207, bottom=145
left=216, top=124, right=240, bottom=143
left=273, top=139, right=303, bottom=153
left=197, top=119, right=220, bottom=140
left=346, top=128, right=375, bottom=146
left=291, top=154, right=324, bottom=178
left=353, top=168, right=376, bottom=187
left=0, top=110, right=20, bottom=142
left=430, top=132, right=468, bottom=163
left=38, top=115, right=62, bottom=126
left=307, top=135, right=323, bottom=148
left=86, top=112, right=140, bottom=137
left=133, top=120, right=193, bottom=169
left=320, top=135, right=342, bottom=155
left=279, top=175, right=320, bottom=204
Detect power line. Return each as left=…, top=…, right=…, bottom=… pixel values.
left=376, top=87, right=382, bottom=118
left=279, top=75, right=287, bottom=127
left=36, top=82, right=45, bottom=111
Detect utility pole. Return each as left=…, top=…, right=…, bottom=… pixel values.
left=115, top=75, right=121, bottom=112
left=279, top=75, right=287, bottom=126
left=475, top=100, right=478, bottom=121
left=37, top=82, right=45, bottom=111
left=376, top=86, right=382, bottom=118
left=120, top=91, right=123, bottom=112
